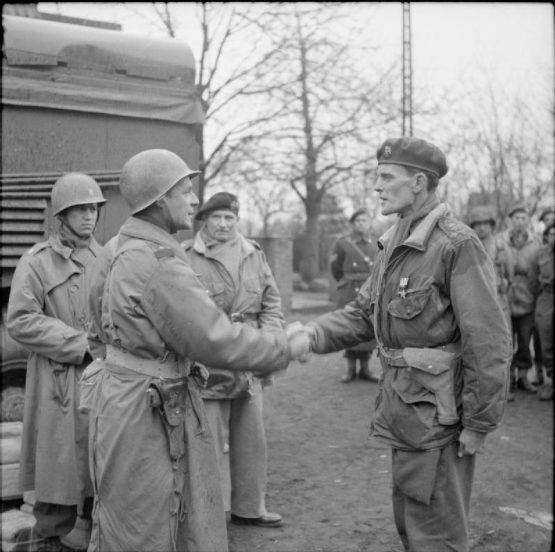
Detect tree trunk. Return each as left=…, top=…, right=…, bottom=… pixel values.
left=299, top=203, right=321, bottom=281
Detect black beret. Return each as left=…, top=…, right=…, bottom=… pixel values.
left=349, top=209, right=369, bottom=223
left=195, top=192, right=239, bottom=220
left=377, top=137, right=448, bottom=178
left=508, top=202, right=528, bottom=218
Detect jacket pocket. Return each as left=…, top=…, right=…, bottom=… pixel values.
left=78, top=359, right=105, bottom=413
left=50, top=362, right=70, bottom=407
left=387, top=288, right=431, bottom=320
left=244, top=277, right=263, bottom=311
left=205, top=281, right=226, bottom=309
left=402, top=348, right=460, bottom=425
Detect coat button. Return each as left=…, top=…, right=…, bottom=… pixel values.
left=70, top=284, right=79, bottom=292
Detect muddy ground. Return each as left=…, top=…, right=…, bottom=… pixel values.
left=228, top=309, right=554, bottom=552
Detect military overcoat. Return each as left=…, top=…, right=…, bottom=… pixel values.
left=6, top=233, right=99, bottom=505
left=83, top=217, right=290, bottom=552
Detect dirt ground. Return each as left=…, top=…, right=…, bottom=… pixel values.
left=228, top=308, right=554, bottom=552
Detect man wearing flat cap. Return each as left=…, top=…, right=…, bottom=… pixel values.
left=183, top=191, right=285, bottom=528
left=296, top=137, right=511, bottom=551
left=330, top=209, right=379, bottom=382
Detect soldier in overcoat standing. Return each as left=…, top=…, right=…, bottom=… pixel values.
left=330, top=209, right=379, bottom=382
left=82, top=150, right=309, bottom=552
left=7, top=174, right=106, bottom=552
left=184, top=192, right=284, bottom=527
left=297, top=137, right=511, bottom=552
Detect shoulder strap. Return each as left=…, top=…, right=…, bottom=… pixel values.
left=345, top=237, right=372, bottom=268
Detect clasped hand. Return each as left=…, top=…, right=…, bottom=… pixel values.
left=285, top=322, right=315, bottom=362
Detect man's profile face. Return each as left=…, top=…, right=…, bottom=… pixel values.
left=510, top=211, right=529, bottom=232
left=163, top=177, right=198, bottom=231
left=204, top=209, right=239, bottom=242
left=374, top=164, right=416, bottom=217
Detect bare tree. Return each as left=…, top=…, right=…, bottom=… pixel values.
left=239, top=4, right=399, bottom=281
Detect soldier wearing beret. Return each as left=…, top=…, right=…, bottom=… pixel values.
left=297, top=137, right=511, bottom=551
left=497, top=203, right=542, bottom=394
left=330, top=209, right=379, bottom=382
left=183, top=192, right=284, bottom=528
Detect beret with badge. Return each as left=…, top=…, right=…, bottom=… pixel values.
left=376, top=137, right=448, bottom=178
left=195, top=191, right=240, bottom=220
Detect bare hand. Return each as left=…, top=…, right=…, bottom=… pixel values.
left=286, top=322, right=313, bottom=361
left=457, top=428, right=487, bottom=457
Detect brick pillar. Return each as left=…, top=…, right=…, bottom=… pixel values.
left=251, top=236, right=293, bottom=316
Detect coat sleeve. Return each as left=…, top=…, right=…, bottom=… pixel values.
left=140, top=256, right=290, bottom=373
left=306, top=299, right=375, bottom=354
left=6, top=253, right=88, bottom=365
left=448, top=236, right=512, bottom=433
left=330, top=238, right=345, bottom=282
left=257, top=254, right=285, bottom=331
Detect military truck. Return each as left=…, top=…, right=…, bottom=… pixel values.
left=1, top=11, right=204, bottom=421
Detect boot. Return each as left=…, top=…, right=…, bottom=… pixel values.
left=60, top=517, right=91, bottom=551
left=516, top=370, right=537, bottom=392
left=341, top=358, right=357, bottom=383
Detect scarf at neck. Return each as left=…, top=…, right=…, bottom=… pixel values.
left=386, top=195, right=440, bottom=257
left=58, top=222, right=93, bottom=250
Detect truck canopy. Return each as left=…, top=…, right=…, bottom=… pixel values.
left=2, top=14, right=204, bottom=124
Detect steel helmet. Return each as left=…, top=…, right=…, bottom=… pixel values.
left=51, top=173, right=106, bottom=216
left=119, top=149, right=200, bottom=214
left=468, top=205, right=496, bottom=228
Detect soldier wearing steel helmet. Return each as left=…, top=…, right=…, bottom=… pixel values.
left=293, top=137, right=511, bottom=552
left=467, top=205, right=514, bottom=325
left=81, top=149, right=309, bottom=552
left=6, top=173, right=106, bottom=552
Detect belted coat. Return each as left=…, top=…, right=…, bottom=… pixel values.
left=183, top=232, right=284, bottom=399
left=308, top=201, right=511, bottom=452
left=83, top=217, right=290, bottom=552
left=6, top=232, right=98, bottom=505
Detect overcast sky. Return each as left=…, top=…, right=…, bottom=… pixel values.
left=37, top=2, right=553, bottom=100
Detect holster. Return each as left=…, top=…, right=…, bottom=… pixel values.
left=147, top=377, right=188, bottom=461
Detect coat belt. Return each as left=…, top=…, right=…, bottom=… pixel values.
left=105, top=344, right=189, bottom=379
left=379, top=341, right=461, bottom=368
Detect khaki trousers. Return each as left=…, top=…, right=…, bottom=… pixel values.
left=392, top=442, right=476, bottom=552
left=204, top=380, right=268, bottom=518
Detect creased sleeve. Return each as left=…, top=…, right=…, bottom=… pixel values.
left=448, top=237, right=512, bottom=432
left=7, top=254, right=88, bottom=365
left=141, top=257, right=290, bottom=373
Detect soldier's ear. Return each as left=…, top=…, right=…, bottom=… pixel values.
left=413, top=173, right=426, bottom=193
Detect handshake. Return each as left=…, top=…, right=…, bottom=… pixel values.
left=286, top=322, right=316, bottom=362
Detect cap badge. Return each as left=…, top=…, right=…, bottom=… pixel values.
left=384, top=146, right=392, bottom=157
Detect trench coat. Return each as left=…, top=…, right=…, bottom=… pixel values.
left=83, top=217, right=290, bottom=552
left=6, top=233, right=98, bottom=505
left=308, top=201, right=511, bottom=451
left=183, top=232, right=284, bottom=399
left=330, top=232, right=378, bottom=353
